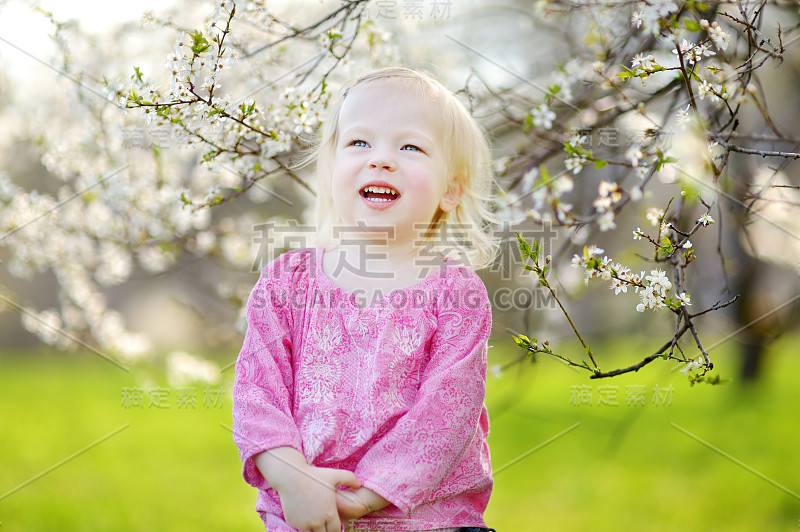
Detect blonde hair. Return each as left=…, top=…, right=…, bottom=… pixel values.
left=309, top=67, right=499, bottom=270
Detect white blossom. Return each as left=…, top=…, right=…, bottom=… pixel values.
left=646, top=269, right=672, bottom=291
left=95, top=243, right=132, bottom=286
left=594, top=181, right=622, bottom=216
left=697, top=80, right=720, bottom=102
left=675, top=105, right=692, bottom=131
left=673, top=39, right=714, bottom=66
left=631, top=53, right=655, bottom=70
left=634, top=0, right=679, bottom=35
left=573, top=247, right=681, bottom=313
left=692, top=43, right=715, bottom=63
left=0, top=172, right=21, bottom=201
left=698, top=213, right=715, bottom=226
left=598, top=211, right=616, bottom=231
left=709, top=22, right=733, bottom=51
left=626, top=144, right=643, bottom=167
left=646, top=208, right=664, bottom=227
left=21, top=308, right=63, bottom=344
left=567, top=133, right=588, bottom=147
left=587, top=245, right=604, bottom=257
left=565, top=154, right=587, bottom=174
left=521, top=167, right=539, bottom=195
left=531, top=104, right=556, bottom=130
left=680, top=357, right=704, bottom=374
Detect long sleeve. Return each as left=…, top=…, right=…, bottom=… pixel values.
left=353, top=271, right=492, bottom=514
left=232, top=257, right=305, bottom=491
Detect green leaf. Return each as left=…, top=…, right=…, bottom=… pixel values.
left=190, top=30, right=211, bottom=55
left=593, top=159, right=607, bottom=169
left=523, top=113, right=533, bottom=132
left=702, top=374, right=729, bottom=385
left=684, top=19, right=701, bottom=31
left=539, top=164, right=551, bottom=185
left=654, top=154, right=678, bottom=171
left=516, top=233, right=532, bottom=255
left=512, top=334, right=530, bottom=348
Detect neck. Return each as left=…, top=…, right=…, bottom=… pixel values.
left=323, top=235, right=445, bottom=290
left=332, top=239, right=421, bottom=272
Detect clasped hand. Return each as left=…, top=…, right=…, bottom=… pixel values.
left=255, top=448, right=389, bottom=531
left=277, top=463, right=388, bottom=532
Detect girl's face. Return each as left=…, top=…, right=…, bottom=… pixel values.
left=330, top=80, right=461, bottom=245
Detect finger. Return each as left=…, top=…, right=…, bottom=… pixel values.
left=335, top=489, right=359, bottom=509
left=332, top=469, right=361, bottom=489
left=325, top=517, right=342, bottom=532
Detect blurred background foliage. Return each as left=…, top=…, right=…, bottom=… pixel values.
left=1, top=0, right=800, bottom=529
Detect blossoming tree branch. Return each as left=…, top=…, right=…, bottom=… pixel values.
left=0, top=0, right=797, bottom=384
left=457, top=0, right=797, bottom=383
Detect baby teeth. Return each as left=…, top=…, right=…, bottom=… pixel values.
left=362, top=186, right=398, bottom=196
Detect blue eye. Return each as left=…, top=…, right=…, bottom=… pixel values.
left=350, top=139, right=368, bottom=147
left=401, top=144, right=420, bottom=151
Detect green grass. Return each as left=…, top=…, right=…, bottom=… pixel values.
left=485, top=334, right=800, bottom=531
left=1, top=336, right=799, bottom=531
left=0, top=351, right=259, bottom=532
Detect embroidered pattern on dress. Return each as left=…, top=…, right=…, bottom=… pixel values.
left=298, top=321, right=343, bottom=405
left=299, top=408, right=335, bottom=461
left=384, top=324, right=424, bottom=405
left=232, top=249, right=493, bottom=531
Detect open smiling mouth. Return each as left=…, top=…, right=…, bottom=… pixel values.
left=360, top=185, right=400, bottom=203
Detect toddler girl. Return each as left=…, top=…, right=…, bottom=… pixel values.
left=232, top=67, right=499, bottom=532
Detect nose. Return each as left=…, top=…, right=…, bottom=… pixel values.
left=368, top=149, right=396, bottom=172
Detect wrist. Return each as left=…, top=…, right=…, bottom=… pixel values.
left=254, top=447, right=309, bottom=492
left=360, top=487, right=391, bottom=512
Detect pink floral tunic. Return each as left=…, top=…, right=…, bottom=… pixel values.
left=232, top=248, right=493, bottom=531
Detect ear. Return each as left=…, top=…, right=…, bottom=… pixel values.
left=439, top=179, right=464, bottom=213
